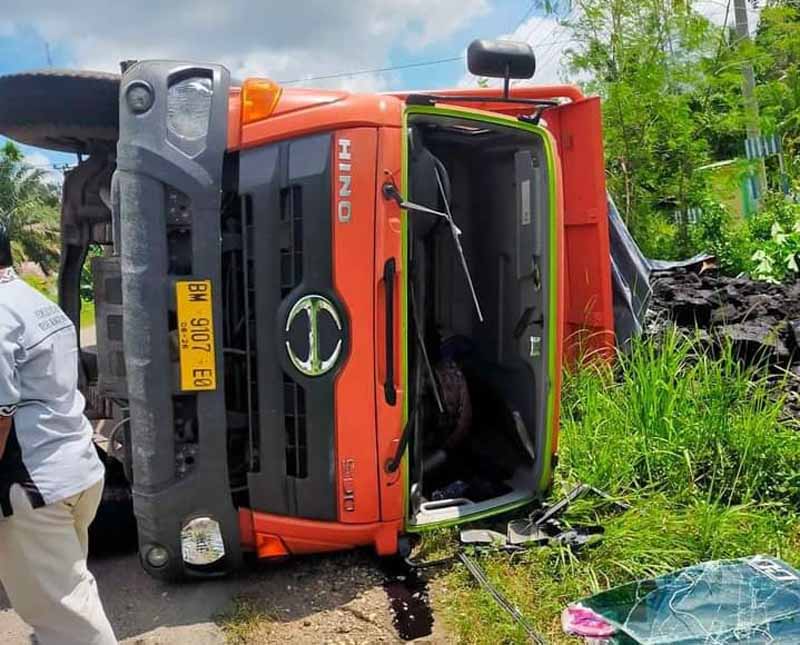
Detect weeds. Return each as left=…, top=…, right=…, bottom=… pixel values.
left=440, top=331, right=800, bottom=644
left=216, top=595, right=276, bottom=644
left=561, top=329, right=800, bottom=506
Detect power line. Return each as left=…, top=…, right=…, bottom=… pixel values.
left=533, top=7, right=579, bottom=77
left=279, top=3, right=570, bottom=87
left=279, top=56, right=464, bottom=85
left=279, top=34, right=579, bottom=86
left=510, top=1, right=537, bottom=36
left=521, top=1, right=572, bottom=45
left=20, top=162, right=74, bottom=171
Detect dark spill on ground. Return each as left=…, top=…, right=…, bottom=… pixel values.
left=381, top=558, right=435, bottom=641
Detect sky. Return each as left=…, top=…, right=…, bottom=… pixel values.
left=0, top=0, right=758, bottom=176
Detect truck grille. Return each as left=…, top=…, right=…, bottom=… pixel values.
left=283, top=375, right=308, bottom=478
left=280, top=185, right=303, bottom=298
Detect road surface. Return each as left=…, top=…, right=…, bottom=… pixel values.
left=0, top=547, right=449, bottom=644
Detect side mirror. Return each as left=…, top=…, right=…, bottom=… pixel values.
left=467, top=39, right=536, bottom=98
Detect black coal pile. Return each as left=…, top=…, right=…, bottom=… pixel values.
left=650, top=270, right=800, bottom=364
left=649, top=269, right=800, bottom=418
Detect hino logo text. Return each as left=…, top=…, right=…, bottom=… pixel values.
left=337, top=138, right=352, bottom=223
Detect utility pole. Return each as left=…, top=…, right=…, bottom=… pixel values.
left=733, top=0, right=768, bottom=195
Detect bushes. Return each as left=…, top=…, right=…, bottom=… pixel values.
left=651, top=192, right=800, bottom=281
left=747, top=196, right=800, bottom=282
left=685, top=199, right=752, bottom=274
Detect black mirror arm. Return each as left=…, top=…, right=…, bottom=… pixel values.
left=382, top=181, right=403, bottom=206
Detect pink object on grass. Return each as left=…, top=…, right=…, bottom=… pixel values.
left=561, top=604, right=616, bottom=638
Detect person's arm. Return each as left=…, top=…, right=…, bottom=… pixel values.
left=0, top=320, right=22, bottom=460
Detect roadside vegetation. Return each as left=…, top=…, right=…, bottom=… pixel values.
left=550, top=0, right=800, bottom=276
left=218, top=596, right=275, bottom=645
left=436, top=4, right=800, bottom=637
left=0, top=140, right=60, bottom=272
left=1, top=141, right=97, bottom=326
left=439, top=331, right=800, bottom=643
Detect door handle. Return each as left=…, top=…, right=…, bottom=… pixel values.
left=383, top=258, right=397, bottom=406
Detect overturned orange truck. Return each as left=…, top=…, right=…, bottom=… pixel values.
left=0, top=40, right=614, bottom=579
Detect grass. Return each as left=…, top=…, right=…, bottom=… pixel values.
left=216, top=595, right=276, bottom=644
left=22, top=273, right=96, bottom=330
left=80, top=299, right=96, bottom=329
left=438, top=330, right=800, bottom=644
left=23, top=273, right=57, bottom=299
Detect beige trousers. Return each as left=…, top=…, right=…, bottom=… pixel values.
left=0, top=479, right=117, bottom=645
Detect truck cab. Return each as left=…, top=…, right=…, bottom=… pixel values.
left=0, top=41, right=614, bottom=579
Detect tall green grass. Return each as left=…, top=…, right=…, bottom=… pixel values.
left=561, top=330, right=800, bottom=507
left=439, top=331, right=800, bottom=644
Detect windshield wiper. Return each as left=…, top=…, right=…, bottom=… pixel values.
left=434, top=167, right=483, bottom=322
left=382, top=180, right=484, bottom=322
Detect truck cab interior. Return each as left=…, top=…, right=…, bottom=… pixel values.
left=403, top=110, right=554, bottom=527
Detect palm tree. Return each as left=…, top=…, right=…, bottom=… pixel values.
left=0, top=141, right=61, bottom=273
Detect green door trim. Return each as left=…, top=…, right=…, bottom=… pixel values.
left=400, top=105, right=559, bottom=531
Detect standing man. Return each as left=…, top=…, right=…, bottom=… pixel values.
left=0, top=224, right=117, bottom=645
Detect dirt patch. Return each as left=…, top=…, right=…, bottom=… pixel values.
left=1, top=548, right=451, bottom=644
left=218, top=552, right=447, bottom=644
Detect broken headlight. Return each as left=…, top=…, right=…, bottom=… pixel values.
left=180, top=516, right=225, bottom=566
left=167, top=77, right=213, bottom=140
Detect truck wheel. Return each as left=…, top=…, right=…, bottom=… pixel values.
left=0, top=70, right=120, bottom=154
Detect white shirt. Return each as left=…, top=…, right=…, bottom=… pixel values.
left=0, top=268, right=104, bottom=516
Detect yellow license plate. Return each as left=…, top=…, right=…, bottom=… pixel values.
left=176, top=280, right=217, bottom=391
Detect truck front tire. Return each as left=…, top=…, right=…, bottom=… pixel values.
left=0, top=70, right=120, bottom=153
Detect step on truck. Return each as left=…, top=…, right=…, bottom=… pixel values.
left=0, top=40, right=614, bottom=579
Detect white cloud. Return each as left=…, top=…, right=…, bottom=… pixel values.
left=23, top=149, right=63, bottom=186
left=4, top=1, right=488, bottom=92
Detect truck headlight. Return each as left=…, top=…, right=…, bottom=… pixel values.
left=180, top=516, right=225, bottom=565
left=167, top=77, right=213, bottom=140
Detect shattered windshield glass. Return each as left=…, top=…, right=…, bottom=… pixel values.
left=578, top=556, right=800, bottom=644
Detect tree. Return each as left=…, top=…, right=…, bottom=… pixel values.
left=0, top=141, right=61, bottom=273
left=754, top=1, right=800, bottom=184
left=551, top=0, right=737, bottom=257
left=532, top=0, right=798, bottom=271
